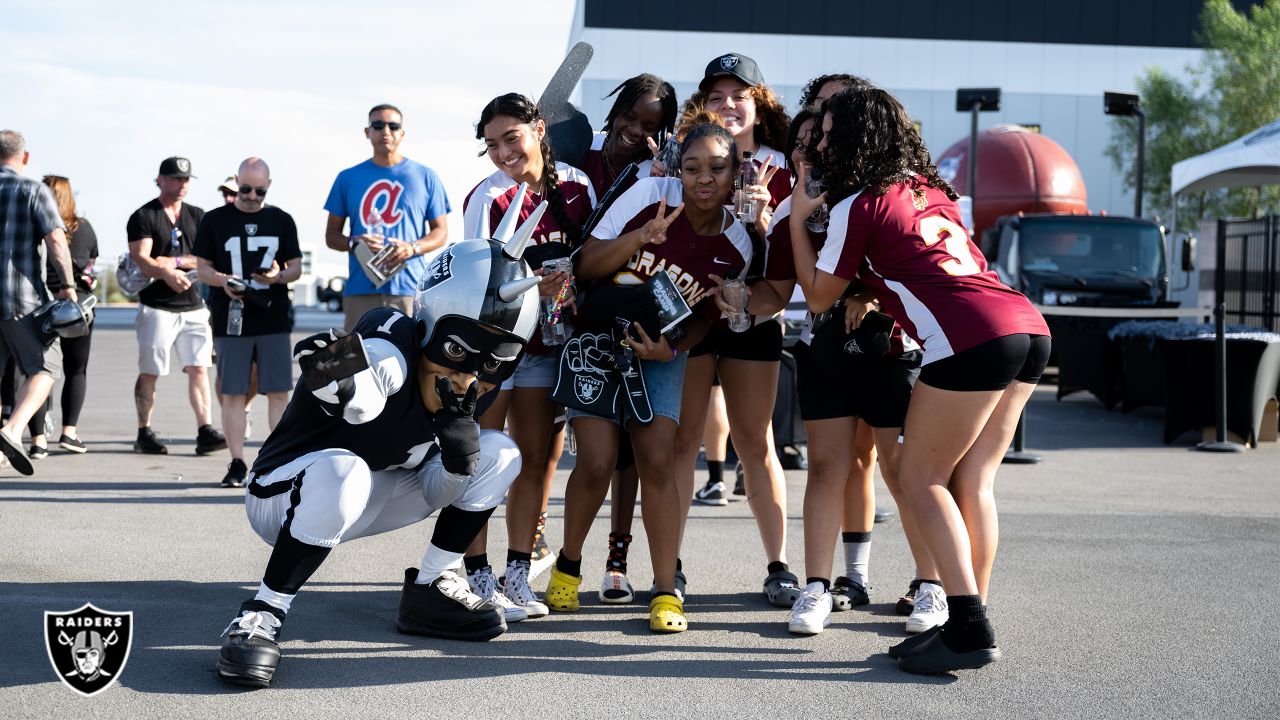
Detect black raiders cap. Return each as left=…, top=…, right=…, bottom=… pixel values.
left=700, top=52, right=765, bottom=92
left=158, top=156, right=195, bottom=178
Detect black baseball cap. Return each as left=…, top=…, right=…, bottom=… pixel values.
left=700, top=52, right=765, bottom=92
left=158, top=156, right=195, bottom=178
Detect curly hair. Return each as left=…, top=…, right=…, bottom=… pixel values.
left=797, top=73, right=873, bottom=110
left=818, top=88, right=957, bottom=206
left=784, top=105, right=821, bottom=164
left=475, top=93, right=581, bottom=249
left=601, top=74, right=678, bottom=149
left=682, top=82, right=790, bottom=152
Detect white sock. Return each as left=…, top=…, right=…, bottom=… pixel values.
left=842, top=531, right=872, bottom=587
left=254, top=582, right=295, bottom=614
left=416, top=543, right=464, bottom=585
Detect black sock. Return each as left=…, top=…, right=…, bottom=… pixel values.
left=429, top=505, right=495, bottom=553
left=463, top=554, right=488, bottom=574
left=263, top=528, right=332, bottom=595
left=556, top=551, right=581, bottom=577
left=707, top=460, right=723, bottom=484
left=841, top=530, right=871, bottom=543
left=806, top=577, right=831, bottom=592
left=676, top=557, right=683, bottom=572
left=606, top=532, right=630, bottom=573
left=941, top=594, right=996, bottom=652
left=653, top=590, right=679, bottom=599
left=506, top=549, right=532, bottom=565
left=920, top=578, right=942, bottom=588
left=767, top=561, right=789, bottom=575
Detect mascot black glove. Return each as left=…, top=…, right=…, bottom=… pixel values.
left=294, top=329, right=360, bottom=417
left=431, top=377, right=481, bottom=476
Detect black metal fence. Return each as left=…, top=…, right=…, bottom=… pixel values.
left=1218, top=216, right=1279, bottom=332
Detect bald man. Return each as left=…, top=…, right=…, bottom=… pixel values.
left=194, top=157, right=304, bottom=487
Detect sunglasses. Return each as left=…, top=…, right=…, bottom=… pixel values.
left=369, top=120, right=402, bottom=132
left=238, top=185, right=268, bottom=197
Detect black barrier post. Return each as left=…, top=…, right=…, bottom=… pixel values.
left=1198, top=218, right=1244, bottom=452
left=1002, top=409, right=1042, bottom=464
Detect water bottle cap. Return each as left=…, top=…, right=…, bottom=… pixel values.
left=742, top=151, right=754, bottom=160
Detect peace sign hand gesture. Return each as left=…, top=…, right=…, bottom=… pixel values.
left=637, top=197, right=685, bottom=248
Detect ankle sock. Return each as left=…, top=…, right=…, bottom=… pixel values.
left=506, top=549, right=532, bottom=566
left=707, top=460, right=723, bottom=484
left=841, top=530, right=871, bottom=587
left=556, top=551, right=582, bottom=577
left=806, top=577, right=831, bottom=592
left=463, top=554, right=489, bottom=574
left=767, top=561, right=789, bottom=575
left=606, top=532, right=631, bottom=573
left=941, top=594, right=995, bottom=652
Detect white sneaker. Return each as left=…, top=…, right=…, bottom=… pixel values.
left=788, top=581, right=833, bottom=635
left=467, top=566, right=528, bottom=623
left=504, top=560, right=550, bottom=618
left=599, top=568, right=635, bottom=604
left=244, top=417, right=253, bottom=440
left=904, top=582, right=948, bottom=634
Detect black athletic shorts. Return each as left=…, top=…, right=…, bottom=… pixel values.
left=918, top=334, right=1052, bottom=392
left=793, top=342, right=922, bottom=428
left=689, top=318, right=782, bottom=362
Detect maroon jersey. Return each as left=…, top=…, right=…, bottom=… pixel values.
left=581, top=132, right=656, bottom=199
left=462, top=162, right=595, bottom=357
left=593, top=176, right=752, bottom=315
left=767, top=196, right=918, bottom=354
left=462, top=162, right=596, bottom=246
left=816, top=179, right=1048, bottom=364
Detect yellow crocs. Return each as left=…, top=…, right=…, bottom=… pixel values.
left=545, top=566, right=582, bottom=612
left=649, top=594, right=687, bottom=633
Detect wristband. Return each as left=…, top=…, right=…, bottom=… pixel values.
left=670, top=347, right=679, bottom=361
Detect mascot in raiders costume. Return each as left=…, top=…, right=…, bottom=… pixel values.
left=217, top=187, right=547, bottom=689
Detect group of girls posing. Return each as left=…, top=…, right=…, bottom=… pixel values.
left=452, top=52, right=1048, bottom=675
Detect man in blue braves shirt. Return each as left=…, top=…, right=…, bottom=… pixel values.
left=324, top=103, right=451, bottom=331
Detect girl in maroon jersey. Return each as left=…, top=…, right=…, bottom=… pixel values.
left=457, top=92, right=596, bottom=623
left=663, top=54, right=796, bottom=606
left=581, top=73, right=679, bottom=198
left=789, top=87, right=1050, bottom=674
left=545, top=123, right=752, bottom=634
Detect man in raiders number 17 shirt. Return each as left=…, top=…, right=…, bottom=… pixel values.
left=194, top=157, right=303, bottom=488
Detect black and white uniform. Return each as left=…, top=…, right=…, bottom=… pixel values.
left=245, top=308, right=520, bottom=549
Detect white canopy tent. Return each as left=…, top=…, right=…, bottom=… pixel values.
left=1171, top=118, right=1280, bottom=200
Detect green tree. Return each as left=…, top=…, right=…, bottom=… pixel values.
left=1106, top=0, right=1280, bottom=230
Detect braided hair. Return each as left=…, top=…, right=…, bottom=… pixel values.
left=818, top=87, right=957, bottom=206
left=797, top=73, right=873, bottom=109
left=601, top=74, right=678, bottom=154
left=476, top=93, right=581, bottom=249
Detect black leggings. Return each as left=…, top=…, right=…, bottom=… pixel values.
left=27, top=328, right=93, bottom=436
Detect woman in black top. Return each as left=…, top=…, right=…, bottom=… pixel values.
left=27, top=175, right=98, bottom=456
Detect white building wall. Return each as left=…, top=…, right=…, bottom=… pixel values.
left=570, top=25, right=1204, bottom=221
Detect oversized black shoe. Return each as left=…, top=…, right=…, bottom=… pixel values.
left=888, top=624, right=940, bottom=659
left=196, top=425, right=228, bottom=455
left=218, top=600, right=285, bottom=688
left=397, top=568, right=507, bottom=641
left=897, top=629, right=1001, bottom=674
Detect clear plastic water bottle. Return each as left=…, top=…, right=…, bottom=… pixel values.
left=805, top=165, right=830, bottom=233
left=721, top=271, right=751, bottom=332
left=735, top=151, right=758, bottom=224
left=656, top=133, right=682, bottom=177
left=227, top=298, right=244, bottom=336
left=365, top=212, right=386, bottom=245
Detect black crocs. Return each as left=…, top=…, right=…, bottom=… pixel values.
left=897, top=630, right=1001, bottom=674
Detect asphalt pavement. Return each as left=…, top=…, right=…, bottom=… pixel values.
left=1, top=325, right=1277, bottom=719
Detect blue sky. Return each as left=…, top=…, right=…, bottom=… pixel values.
left=3, top=0, right=576, bottom=278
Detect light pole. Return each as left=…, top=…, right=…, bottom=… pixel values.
left=1104, top=91, right=1145, bottom=218
left=955, top=88, right=1001, bottom=200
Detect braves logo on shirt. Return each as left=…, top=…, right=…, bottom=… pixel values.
left=360, top=180, right=405, bottom=228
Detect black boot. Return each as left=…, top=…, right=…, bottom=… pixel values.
left=217, top=600, right=285, bottom=688
left=397, top=568, right=506, bottom=641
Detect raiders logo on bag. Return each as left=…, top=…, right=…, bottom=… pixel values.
left=551, top=332, right=621, bottom=417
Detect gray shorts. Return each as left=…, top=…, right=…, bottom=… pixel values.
left=0, top=316, right=61, bottom=379
left=215, top=333, right=293, bottom=395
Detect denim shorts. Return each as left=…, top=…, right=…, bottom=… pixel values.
left=565, top=352, right=687, bottom=428
left=500, top=352, right=560, bottom=391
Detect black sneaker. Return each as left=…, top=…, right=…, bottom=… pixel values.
left=196, top=425, right=228, bottom=455
left=58, top=434, right=87, bottom=454
left=28, top=444, right=48, bottom=460
left=693, top=479, right=728, bottom=506
left=732, top=461, right=745, bottom=496
left=896, top=578, right=922, bottom=616
left=222, top=459, right=248, bottom=488
left=217, top=600, right=285, bottom=688
left=0, top=430, right=33, bottom=475
left=134, top=428, right=168, bottom=455
left=397, top=568, right=506, bottom=641
left=897, top=629, right=1001, bottom=674
left=831, top=576, right=871, bottom=611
